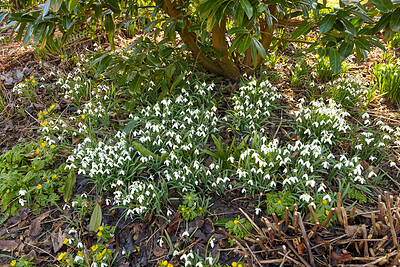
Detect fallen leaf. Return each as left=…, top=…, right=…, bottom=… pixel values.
left=51, top=229, right=66, bottom=253
left=330, top=251, right=352, bottom=262
left=153, top=246, right=167, bottom=257
left=167, top=212, right=181, bottom=235
left=345, top=225, right=361, bottom=237
left=0, top=240, right=21, bottom=251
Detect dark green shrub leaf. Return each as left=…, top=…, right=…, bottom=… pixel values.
left=89, top=203, right=102, bottom=232
left=291, top=20, right=314, bottom=39
left=390, top=7, right=400, bottom=32
left=370, top=0, right=393, bottom=13
left=329, top=47, right=341, bottom=74
left=320, top=14, right=337, bottom=34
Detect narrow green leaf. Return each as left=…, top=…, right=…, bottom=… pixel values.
left=390, top=7, right=400, bottom=32
left=132, top=141, right=161, bottom=162
left=69, top=0, right=79, bottom=12
left=228, top=34, right=245, bottom=54
left=329, top=47, right=341, bottom=74
left=89, top=203, right=102, bottom=232
left=354, top=37, right=370, bottom=51
left=42, top=0, right=51, bottom=16
left=23, top=24, right=33, bottom=46
left=350, top=10, right=374, bottom=23
left=369, top=13, right=391, bottom=34
left=227, top=27, right=249, bottom=35
left=50, top=0, right=63, bottom=12
left=104, top=14, right=115, bottom=50
left=340, top=18, right=357, bottom=36
left=63, top=171, right=76, bottom=202
left=370, top=0, right=393, bottom=13
left=319, top=14, right=337, bottom=34
left=251, top=37, right=266, bottom=58
left=290, top=20, right=314, bottom=39
left=237, top=35, right=251, bottom=54
left=240, top=0, right=253, bottom=19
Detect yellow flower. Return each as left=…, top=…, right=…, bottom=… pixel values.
left=188, top=196, right=192, bottom=200
left=81, top=114, right=85, bottom=119
left=30, top=76, right=34, bottom=79
left=40, top=143, right=46, bottom=148
left=325, top=210, right=330, bottom=216
left=35, top=148, right=40, bottom=154
left=199, top=207, right=202, bottom=211
left=98, top=226, right=104, bottom=231
left=31, top=80, right=36, bottom=84
left=91, top=245, right=98, bottom=251
left=66, top=259, right=71, bottom=263
left=162, top=260, right=168, bottom=266
left=37, top=184, right=42, bottom=190
left=50, top=104, right=55, bottom=109
left=167, top=264, right=173, bottom=267
left=43, top=111, right=48, bottom=115
left=10, top=260, right=16, bottom=266
left=41, top=121, right=48, bottom=126
left=24, top=261, right=28, bottom=265
left=50, top=145, right=55, bottom=149
left=77, top=251, right=83, bottom=257
left=46, top=151, right=49, bottom=154
left=97, top=232, right=103, bottom=237
left=47, top=180, right=50, bottom=183
left=278, top=200, right=282, bottom=205
left=233, top=220, right=238, bottom=225
left=322, top=200, right=328, bottom=205
left=63, top=238, right=68, bottom=244
left=57, top=252, right=66, bottom=261
left=96, top=252, right=103, bottom=261
left=181, top=207, right=185, bottom=211
left=238, top=264, right=243, bottom=267
left=232, top=262, right=237, bottom=267
left=51, top=174, right=57, bottom=179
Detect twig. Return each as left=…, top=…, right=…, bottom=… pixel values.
left=308, top=204, right=319, bottom=225
left=320, top=208, right=335, bottom=229
left=385, top=191, right=398, bottom=249
left=362, top=251, right=399, bottom=266
left=284, top=239, right=312, bottom=267
left=239, top=208, right=263, bottom=236
left=298, top=213, right=315, bottom=267
left=380, top=168, right=400, bottom=189
left=245, top=242, right=262, bottom=267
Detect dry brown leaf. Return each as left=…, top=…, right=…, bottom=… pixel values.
left=51, top=229, right=66, bottom=253
left=0, top=240, right=21, bottom=252
left=330, top=251, right=352, bottom=262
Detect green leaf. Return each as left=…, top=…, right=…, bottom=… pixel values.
left=329, top=47, right=341, bottom=74
left=227, top=27, right=249, bottom=35
left=339, top=41, right=353, bottom=59
left=63, top=171, right=76, bottom=202
left=69, top=0, right=79, bottom=12
left=50, top=0, right=63, bottom=12
left=319, top=14, right=337, bottom=34
left=350, top=10, right=374, bottom=23
left=132, top=141, right=161, bottom=162
left=340, top=18, right=357, bottom=36
left=290, top=20, right=314, bottom=39
left=370, top=0, right=393, bottom=13
left=237, top=35, right=251, bottom=54
left=354, top=37, right=370, bottom=51
left=89, top=203, right=102, bottom=232
left=23, top=24, right=33, bottom=46
left=42, top=0, right=51, bottom=16
left=104, top=14, right=115, bottom=50
left=240, top=0, right=253, bottom=19
left=251, top=37, right=266, bottom=58
left=390, top=8, right=400, bottom=32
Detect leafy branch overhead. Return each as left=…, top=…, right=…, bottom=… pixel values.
left=2, top=0, right=400, bottom=77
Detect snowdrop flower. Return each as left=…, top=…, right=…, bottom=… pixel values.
left=182, top=231, right=189, bottom=238
left=19, top=198, right=27, bottom=206
left=19, top=190, right=27, bottom=196
left=77, top=242, right=83, bottom=248
left=158, top=238, right=164, bottom=247
left=167, top=210, right=173, bottom=216
left=255, top=208, right=262, bottom=215
left=210, top=237, right=215, bottom=248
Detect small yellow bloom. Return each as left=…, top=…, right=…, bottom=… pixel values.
left=25, top=78, right=28, bottom=82
left=47, top=180, right=50, bottom=183
left=35, top=148, right=40, bottom=154
left=325, top=210, right=330, bottom=216
left=24, top=261, right=28, bottom=265
left=96, top=252, right=103, bottom=261
left=98, top=226, right=104, bottom=231
left=30, top=76, right=34, bottom=79
left=57, top=252, right=66, bottom=261
left=77, top=251, right=83, bottom=257
left=233, top=220, right=238, bottom=225
left=81, top=114, right=85, bottom=119
left=232, top=262, right=237, bottom=267
left=46, top=151, right=49, bottom=154
left=31, top=80, right=36, bottom=84
left=66, top=259, right=71, bottom=263
left=50, top=104, right=55, bottom=109
left=167, top=264, right=173, bottom=267
left=51, top=174, right=57, bottom=179
left=181, top=207, right=185, bottom=211
left=10, top=260, right=16, bottom=266
left=43, top=111, right=48, bottom=115
left=37, top=184, right=42, bottom=190
left=50, top=145, right=55, bottom=149
left=188, top=196, right=192, bottom=200
left=91, top=245, right=98, bottom=251
left=97, top=232, right=103, bottom=237
left=162, top=260, right=168, bottom=266
left=41, top=121, right=48, bottom=126
left=278, top=200, right=282, bottom=205
left=63, top=238, right=68, bottom=244
left=199, top=207, right=202, bottom=211
left=40, top=143, right=46, bottom=147
left=322, top=200, right=328, bottom=205
left=238, top=264, right=243, bottom=267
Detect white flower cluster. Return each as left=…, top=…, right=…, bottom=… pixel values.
left=237, top=137, right=333, bottom=207
left=294, top=99, right=350, bottom=145
left=65, top=132, right=134, bottom=187
left=327, top=76, right=368, bottom=103
left=229, top=78, right=282, bottom=134
left=12, top=82, right=27, bottom=95
left=111, top=179, right=159, bottom=217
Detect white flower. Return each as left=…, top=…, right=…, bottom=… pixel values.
left=19, top=198, right=27, bottom=206
left=182, top=231, right=189, bottom=238
left=300, top=193, right=313, bottom=202
left=77, top=242, right=83, bottom=248
left=101, top=263, right=108, bottom=267
left=210, top=237, right=215, bottom=248
left=91, top=263, right=98, bottom=267
left=167, top=210, right=173, bottom=216
left=158, top=238, right=164, bottom=247
left=19, top=190, right=27, bottom=196
left=255, top=208, right=262, bottom=215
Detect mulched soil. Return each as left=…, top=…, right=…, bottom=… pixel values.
left=1, top=30, right=400, bottom=267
